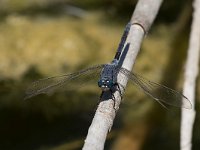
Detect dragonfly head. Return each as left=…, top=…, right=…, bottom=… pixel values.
left=98, top=79, right=114, bottom=91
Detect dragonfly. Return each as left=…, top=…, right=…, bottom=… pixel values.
left=25, top=23, right=192, bottom=109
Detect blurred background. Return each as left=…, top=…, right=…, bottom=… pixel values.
left=0, top=0, right=200, bottom=150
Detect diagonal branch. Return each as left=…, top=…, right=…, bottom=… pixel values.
left=82, top=0, right=163, bottom=150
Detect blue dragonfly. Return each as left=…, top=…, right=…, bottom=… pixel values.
left=25, top=23, right=192, bottom=109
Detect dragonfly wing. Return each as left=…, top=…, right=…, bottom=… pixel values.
left=119, top=68, right=192, bottom=109
left=25, top=64, right=104, bottom=99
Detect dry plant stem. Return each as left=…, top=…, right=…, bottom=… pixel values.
left=82, top=0, right=163, bottom=150
left=131, top=0, right=163, bottom=33
left=82, top=26, right=144, bottom=150
left=180, top=0, right=200, bottom=150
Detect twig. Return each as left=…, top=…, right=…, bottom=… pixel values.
left=180, top=0, right=200, bottom=149
left=82, top=0, right=163, bottom=150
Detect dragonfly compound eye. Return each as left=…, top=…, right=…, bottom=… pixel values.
left=98, top=79, right=107, bottom=86
left=106, top=80, right=113, bottom=88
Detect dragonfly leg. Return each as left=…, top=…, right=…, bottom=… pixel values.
left=115, top=83, right=124, bottom=101
left=99, top=91, right=104, bottom=103
left=116, top=84, right=123, bottom=98
left=110, top=89, right=118, bottom=111
left=94, top=91, right=104, bottom=111
left=98, top=90, right=118, bottom=111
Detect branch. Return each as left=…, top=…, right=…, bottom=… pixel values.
left=180, top=0, right=200, bottom=149
left=82, top=0, right=163, bottom=150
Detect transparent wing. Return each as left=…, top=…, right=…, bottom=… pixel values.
left=119, top=68, right=192, bottom=109
left=25, top=64, right=104, bottom=100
